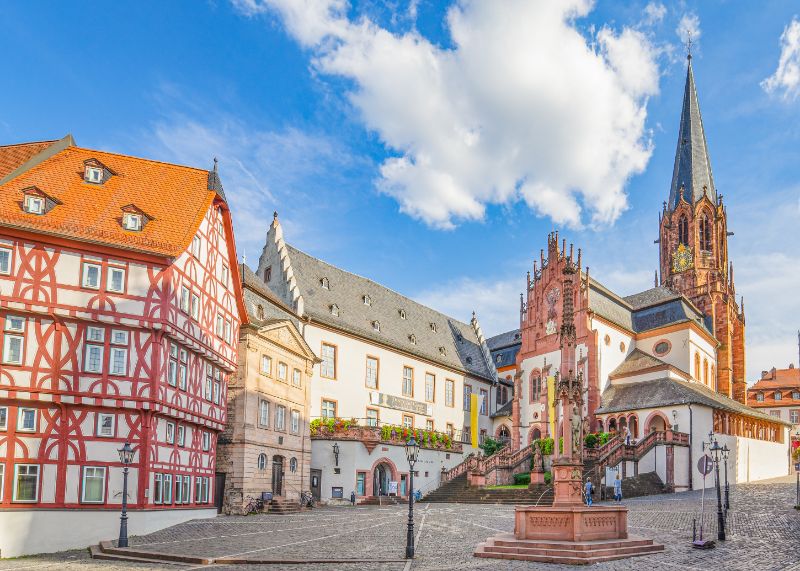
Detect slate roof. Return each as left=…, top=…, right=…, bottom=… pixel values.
left=486, top=329, right=521, bottom=350
left=281, top=244, right=495, bottom=381
left=609, top=349, right=674, bottom=379
left=624, top=287, right=682, bottom=310
left=596, top=378, right=789, bottom=425
left=240, top=264, right=297, bottom=325
left=491, top=399, right=513, bottom=418
left=486, top=329, right=522, bottom=371
left=668, top=59, right=717, bottom=211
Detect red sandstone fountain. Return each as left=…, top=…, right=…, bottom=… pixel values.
left=475, top=248, right=664, bottom=565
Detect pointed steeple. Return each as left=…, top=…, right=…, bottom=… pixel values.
left=667, top=56, right=716, bottom=211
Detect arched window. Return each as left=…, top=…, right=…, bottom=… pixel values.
left=290, top=457, right=298, bottom=472
left=678, top=214, right=689, bottom=246
left=711, top=365, right=716, bottom=391
left=530, top=373, right=542, bottom=401
left=699, top=213, right=712, bottom=252
left=703, top=358, right=709, bottom=386
left=257, top=453, right=268, bottom=470
left=694, top=353, right=701, bottom=380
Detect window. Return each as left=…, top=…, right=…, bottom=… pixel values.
left=445, top=380, right=454, bottom=407
left=321, top=400, right=336, bottom=419
left=756, top=393, right=764, bottom=402
left=175, top=475, right=183, bottom=504
left=678, top=214, right=689, bottom=246
left=794, top=392, right=800, bottom=400
left=291, top=410, right=300, bottom=434
left=425, top=373, right=435, bottom=403
left=276, top=405, right=286, bottom=431
left=221, top=264, right=229, bottom=288
left=259, top=400, right=270, bottom=427
left=181, top=475, right=191, bottom=504
left=446, top=423, right=455, bottom=438
left=13, top=465, right=39, bottom=502
left=82, top=262, right=101, bottom=289
left=85, top=166, right=103, bottom=183
left=699, top=213, right=712, bottom=252
left=3, top=316, right=25, bottom=364
left=123, top=213, right=142, bottom=231
left=17, top=408, right=36, bottom=432
left=261, top=355, right=272, bottom=375
left=372, top=321, right=380, bottom=332
left=278, top=362, right=288, bottom=381
left=81, top=467, right=106, bottom=503
left=224, top=319, right=231, bottom=343
left=179, top=349, right=188, bottom=390
left=163, top=474, right=173, bottom=504
left=775, top=391, right=783, bottom=401
left=24, top=195, right=44, bottom=214
left=202, top=431, right=211, bottom=451
left=216, top=314, right=224, bottom=338
left=330, top=304, right=339, bottom=317
left=770, top=410, right=781, bottom=418
left=192, top=235, right=201, bottom=259
left=426, top=419, right=434, bottom=431
left=264, top=266, right=272, bottom=282
left=402, top=366, right=414, bottom=397
left=321, top=277, right=330, bottom=289
left=463, top=385, right=472, bottom=411
left=258, top=453, right=268, bottom=470
left=356, top=472, right=366, bottom=496
left=479, top=429, right=487, bottom=445
left=366, top=357, right=379, bottom=389
left=479, top=389, right=488, bottom=415
left=321, top=343, right=336, bottom=379
left=107, top=267, right=126, bottom=293
left=654, top=341, right=670, bottom=356
left=256, top=305, right=265, bottom=320
left=290, top=457, right=298, bottom=472
left=84, top=326, right=104, bottom=373
left=694, top=353, right=701, bottom=380
left=409, top=334, right=417, bottom=345
left=791, top=410, right=800, bottom=424
left=363, top=295, right=371, bottom=306
left=0, top=406, right=6, bottom=430
left=366, top=408, right=378, bottom=427
left=292, top=368, right=302, bottom=388
left=430, top=322, right=437, bottom=332
left=403, top=415, right=413, bottom=429
left=180, top=286, right=191, bottom=313
left=0, top=246, right=12, bottom=275
left=194, top=477, right=202, bottom=503
left=703, top=359, right=709, bottom=386
left=530, top=374, right=542, bottom=401
left=399, top=309, right=406, bottom=319
left=191, top=293, right=200, bottom=320
left=213, top=368, right=222, bottom=404
left=177, top=425, right=186, bottom=447
left=110, top=330, right=128, bottom=376
left=204, top=364, right=213, bottom=400
left=166, top=421, right=175, bottom=444
left=439, top=346, right=447, bottom=356
left=96, top=413, right=115, bottom=437
left=153, top=474, right=163, bottom=504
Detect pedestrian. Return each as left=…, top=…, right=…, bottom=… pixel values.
left=350, top=491, right=356, bottom=506
left=614, top=474, right=622, bottom=503
left=585, top=477, right=594, bottom=506
left=625, top=427, right=632, bottom=446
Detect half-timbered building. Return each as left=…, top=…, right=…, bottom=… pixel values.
left=0, top=135, right=243, bottom=556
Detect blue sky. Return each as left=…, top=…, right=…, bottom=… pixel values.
left=2, top=1, right=799, bottom=381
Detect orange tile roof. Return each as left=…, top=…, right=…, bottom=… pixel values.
left=0, top=140, right=220, bottom=257
left=0, top=140, right=57, bottom=179
left=749, top=367, right=800, bottom=391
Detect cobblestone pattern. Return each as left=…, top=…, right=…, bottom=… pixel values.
left=2, top=476, right=799, bottom=570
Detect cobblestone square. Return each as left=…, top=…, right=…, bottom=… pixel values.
left=2, top=476, right=799, bottom=571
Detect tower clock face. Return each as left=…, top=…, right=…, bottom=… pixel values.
left=672, top=243, right=693, bottom=273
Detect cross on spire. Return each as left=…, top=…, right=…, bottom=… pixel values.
left=686, top=30, right=693, bottom=60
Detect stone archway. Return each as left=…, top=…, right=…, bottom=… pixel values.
left=367, top=457, right=399, bottom=497
left=644, top=411, right=669, bottom=433
left=628, top=415, right=639, bottom=438
left=608, top=418, right=617, bottom=433
left=496, top=424, right=511, bottom=444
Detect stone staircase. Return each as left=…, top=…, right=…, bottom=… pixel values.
left=423, top=473, right=554, bottom=505
left=604, top=471, right=665, bottom=500
left=475, top=533, right=664, bottom=564
left=358, top=495, right=407, bottom=506
left=267, top=497, right=307, bottom=514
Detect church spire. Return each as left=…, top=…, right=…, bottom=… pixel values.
left=667, top=56, right=716, bottom=211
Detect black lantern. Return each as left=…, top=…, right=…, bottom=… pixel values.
left=117, top=442, right=135, bottom=548
left=708, top=437, right=726, bottom=541
left=405, top=436, right=420, bottom=559
left=332, top=442, right=340, bottom=467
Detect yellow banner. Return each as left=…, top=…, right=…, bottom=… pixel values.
left=471, top=393, right=479, bottom=447
left=547, top=375, right=556, bottom=438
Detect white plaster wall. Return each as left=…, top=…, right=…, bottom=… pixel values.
left=517, top=349, right=559, bottom=443
left=310, top=438, right=465, bottom=501
left=717, top=431, right=791, bottom=484
left=589, top=319, right=633, bottom=393
left=0, top=507, right=217, bottom=558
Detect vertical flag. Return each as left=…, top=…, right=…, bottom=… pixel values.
left=547, top=375, right=556, bottom=438
left=471, top=393, right=479, bottom=446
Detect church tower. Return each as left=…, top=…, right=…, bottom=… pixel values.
left=658, top=54, right=747, bottom=404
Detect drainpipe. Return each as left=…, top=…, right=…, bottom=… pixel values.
left=688, top=403, right=694, bottom=491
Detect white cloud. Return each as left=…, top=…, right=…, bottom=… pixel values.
left=642, top=2, right=666, bottom=26
left=414, top=276, right=521, bottom=336
left=762, top=17, right=800, bottom=101
left=235, top=0, right=660, bottom=230
left=675, top=12, right=701, bottom=49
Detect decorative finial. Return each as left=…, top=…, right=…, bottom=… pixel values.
left=273, top=211, right=278, bottom=221
left=213, top=157, right=218, bottom=173
left=686, top=30, right=693, bottom=61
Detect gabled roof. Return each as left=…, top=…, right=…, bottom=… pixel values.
left=608, top=349, right=676, bottom=379
left=596, top=377, right=789, bottom=425
left=486, top=329, right=521, bottom=350
left=668, top=58, right=716, bottom=211
left=240, top=263, right=297, bottom=325
left=0, top=136, right=226, bottom=257
left=749, top=367, right=800, bottom=391
left=278, top=243, right=495, bottom=381
left=491, top=399, right=513, bottom=418
left=623, top=286, right=682, bottom=310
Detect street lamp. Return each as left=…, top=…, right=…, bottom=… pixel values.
left=721, top=445, right=730, bottom=511
left=404, top=435, right=420, bottom=559
left=117, top=442, right=135, bottom=548
left=708, top=436, right=726, bottom=541
left=332, top=442, right=340, bottom=466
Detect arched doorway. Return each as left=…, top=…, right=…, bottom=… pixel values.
left=373, top=462, right=392, bottom=496
left=618, top=417, right=628, bottom=433
left=497, top=425, right=511, bottom=445
left=629, top=416, right=639, bottom=438
left=531, top=427, right=542, bottom=441
left=272, top=455, right=285, bottom=496
left=608, top=418, right=617, bottom=433
left=645, top=412, right=668, bottom=433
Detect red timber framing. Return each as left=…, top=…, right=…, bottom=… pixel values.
left=0, top=149, right=244, bottom=513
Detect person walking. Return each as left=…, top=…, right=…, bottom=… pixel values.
left=624, top=427, right=632, bottom=446
left=350, top=491, right=356, bottom=507
left=585, top=477, right=594, bottom=506
left=614, top=474, right=623, bottom=503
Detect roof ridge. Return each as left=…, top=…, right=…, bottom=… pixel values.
left=0, top=139, right=58, bottom=149
left=68, top=146, right=212, bottom=175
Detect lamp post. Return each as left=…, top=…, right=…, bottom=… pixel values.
left=708, top=436, right=726, bottom=541
left=721, top=445, right=730, bottom=512
left=117, top=442, right=135, bottom=548
left=404, top=435, right=420, bottom=559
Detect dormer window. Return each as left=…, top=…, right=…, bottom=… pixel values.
left=438, top=346, right=446, bottom=356
left=321, top=277, right=330, bottom=290
left=775, top=391, right=782, bottom=401
left=372, top=320, right=380, bottom=332
left=399, top=309, right=406, bottom=319
left=756, top=392, right=764, bottom=402
left=85, top=166, right=103, bottom=183
left=24, top=195, right=44, bottom=215
left=430, top=322, right=437, bottom=333
left=123, top=213, right=142, bottom=231
left=330, top=304, right=340, bottom=317
left=363, top=295, right=371, bottom=306
left=409, top=334, right=416, bottom=345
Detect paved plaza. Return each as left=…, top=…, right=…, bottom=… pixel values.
left=2, top=475, right=799, bottom=571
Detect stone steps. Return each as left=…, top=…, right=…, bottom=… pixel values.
left=267, top=499, right=309, bottom=514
